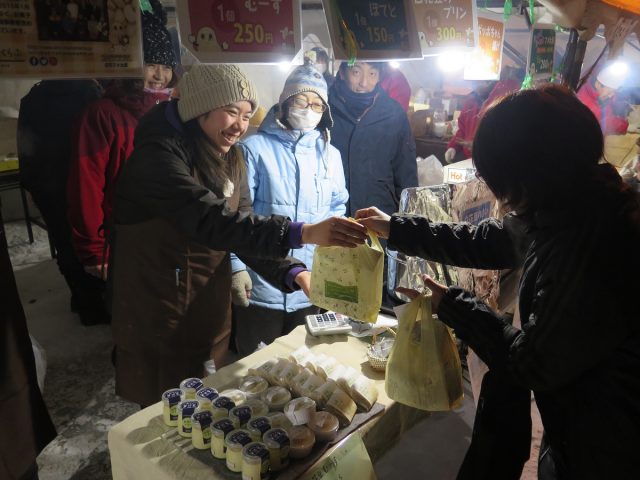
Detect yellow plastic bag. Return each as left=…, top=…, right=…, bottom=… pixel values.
left=385, top=295, right=464, bottom=411
left=310, top=231, right=383, bottom=323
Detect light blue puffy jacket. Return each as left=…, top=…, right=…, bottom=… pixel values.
left=231, top=107, right=348, bottom=312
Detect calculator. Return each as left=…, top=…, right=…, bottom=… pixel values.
left=305, top=312, right=352, bottom=337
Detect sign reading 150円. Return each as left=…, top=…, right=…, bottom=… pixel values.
left=176, top=0, right=302, bottom=63
left=414, top=0, right=478, bottom=55
left=323, top=0, right=421, bottom=61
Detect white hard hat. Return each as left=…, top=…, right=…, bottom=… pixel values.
left=596, top=62, right=629, bottom=90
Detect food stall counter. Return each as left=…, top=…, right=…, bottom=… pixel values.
left=108, top=325, right=428, bottom=479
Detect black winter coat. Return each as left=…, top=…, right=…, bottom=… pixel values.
left=388, top=165, right=640, bottom=479
left=328, top=83, right=417, bottom=217
left=18, top=80, right=101, bottom=194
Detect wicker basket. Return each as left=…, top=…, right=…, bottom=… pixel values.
left=367, top=346, right=389, bottom=372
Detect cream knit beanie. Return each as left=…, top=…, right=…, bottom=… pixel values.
left=177, top=64, right=258, bottom=122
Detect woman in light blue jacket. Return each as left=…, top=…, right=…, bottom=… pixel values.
left=231, top=65, right=348, bottom=356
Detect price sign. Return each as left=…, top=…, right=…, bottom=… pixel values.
left=527, top=25, right=556, bottom=79
left=413, top=0, right=478, bottom=55
left=323, top=0, right=421, bottom=61
left=0, top=0, right=143, bottom=79
left=176, top=0, right=302, bottom=63
left=300, top=433, right=376, bottom=480
left=464, top=16, right=504, bottom=80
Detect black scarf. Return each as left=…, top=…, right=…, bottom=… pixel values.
left=334, top=78, right=379, bottom=119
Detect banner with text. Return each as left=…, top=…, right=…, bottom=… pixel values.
left=176, top=0, right=301, bottom=63
left=464, top=16, right=504, bottom=80
left=323, top=0, right=421, bottom=61
left=0, top=0, right=143, bottom=78
left=527, top=25, right=556, bottom=79
left=414, top=0, right=478, bottom=55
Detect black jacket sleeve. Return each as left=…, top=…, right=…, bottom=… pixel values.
left=387, top=213, right=529, bottom=270
left=438, top=232, right=634, bottom=392
left=115, top=139, right=293, bottom=259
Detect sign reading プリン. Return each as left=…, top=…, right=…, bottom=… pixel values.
left=323, top=0, right=421, bottom=61
left=413, top=0, right=478, bottom=55
left=0, top=0, right=143, bottom=78
left=176, top=0, right=302, bottom=63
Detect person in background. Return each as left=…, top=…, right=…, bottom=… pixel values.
left=18, top=80, right=103, bottom=325
left=66, top=0, right=176, bottom=317
left=379, top=64, right=411, bottom=112
left=577, top=62, right=630, bottom=135
left=444, top=79, right=496, bottom=163
left=308, top=47, right=334, bottom=88
left=111, top=64, right=366, bottom=406
left=357, top=85, right=640, bottom=478
left=0, top=209, right=57, bottom=480
left=329, top=61, right=417, bottom=218
left=231, top=65, right=348, bottom=356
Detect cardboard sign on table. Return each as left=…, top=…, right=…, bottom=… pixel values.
left=0, top=0, right=144, bottom=78
left=322, top=0, right=421, bottom=61
left=176, top=0, right=302, bottom=63
left=414, top=0, right=478, bottom=55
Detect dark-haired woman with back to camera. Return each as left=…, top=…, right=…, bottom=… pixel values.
left=357, top=85, right=640, bottom=479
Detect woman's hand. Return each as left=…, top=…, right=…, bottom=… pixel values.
left=301, top=217, right=367, bottom=247
left=395, top=275, right=447, bottom=313
left=294, top=271, right=311, bottom=297
left=354, top=207, right=391, bottom=239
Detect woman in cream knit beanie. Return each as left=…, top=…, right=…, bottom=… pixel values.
left=177, top=64, right=258, bottom=122
left=109, top=63, right=367, bottom=407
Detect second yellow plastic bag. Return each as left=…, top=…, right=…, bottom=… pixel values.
left=309, top=231, right=383, bottom=323
left=385, top=295, right=464, bottom=411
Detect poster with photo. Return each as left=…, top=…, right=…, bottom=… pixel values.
left=176, top=0, right=302, bottom=63
left=0, top=0, right=143, bottom=78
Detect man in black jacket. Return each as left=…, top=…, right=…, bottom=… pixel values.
left=18, top=80, right=107, bottom=325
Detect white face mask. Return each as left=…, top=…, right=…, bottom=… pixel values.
left=287, top=107, right=323, bottom=131
left=315, top=63, right=327, bottom=74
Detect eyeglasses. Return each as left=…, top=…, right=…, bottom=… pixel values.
left=291, top=97, right=327, bottom=113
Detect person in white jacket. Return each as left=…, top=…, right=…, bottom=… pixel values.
left=231, top=65, right=348, bottom=356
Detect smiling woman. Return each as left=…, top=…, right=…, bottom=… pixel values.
left=110, top=64, right=367, bottom=407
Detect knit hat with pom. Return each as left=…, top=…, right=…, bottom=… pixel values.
left=177, top=64, right=258, bottom=122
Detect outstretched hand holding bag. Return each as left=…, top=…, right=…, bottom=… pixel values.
left=309, top=229, right=383, bottom=323
left=385, top=294, right=464, bottom=411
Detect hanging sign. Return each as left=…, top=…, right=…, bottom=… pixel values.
left=0, top=0, right=143, bottom=78
left=176, top=0, right=301, bottom=63
left=527, top=25, right=556, bottom=79
left=464, top=16, right=504, bottom=80
left=413, top=0, right=478, bottom=55
left=322, top=0, right=422, bottom=61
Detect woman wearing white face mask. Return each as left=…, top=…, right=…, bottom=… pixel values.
left=231, top=65, right=348, bottom=356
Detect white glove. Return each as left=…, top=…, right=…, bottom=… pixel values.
left=444, top=147, right=456, bottom=163
left=231, top=270, right=252, bottom=307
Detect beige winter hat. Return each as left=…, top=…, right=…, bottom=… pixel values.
left=177, top=64, right=258, bottom=122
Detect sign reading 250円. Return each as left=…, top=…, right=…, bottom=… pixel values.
left=176, top=0, right=302, bottom=63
